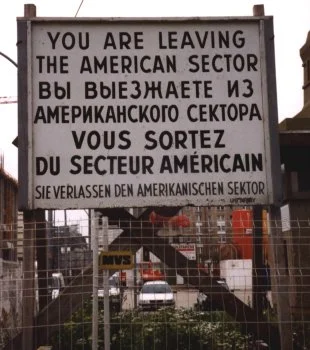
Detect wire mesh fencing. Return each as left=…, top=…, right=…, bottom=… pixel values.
left=0, top=207, right=310, bottom=349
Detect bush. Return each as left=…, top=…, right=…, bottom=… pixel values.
left=51, top=301, right=247, bottom=350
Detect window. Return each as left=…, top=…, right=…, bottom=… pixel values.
left=217, top=215, right=225, bottom=228
left=141, top=283, right=172, bottom=294
left=298, top=171, right=310, bottom=191
left=218, top=235, right=227, bottom=243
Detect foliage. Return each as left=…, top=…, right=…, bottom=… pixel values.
left=50, top=300, right=248, bottom=350
left=0, top=305, right=21, bottom=349
left=0, top=308, right=11, bottom=348
left=292, top=322, right=310, bottom=350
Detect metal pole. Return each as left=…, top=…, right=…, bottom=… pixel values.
left=47, top=209, right=53, bottom=270
left=22, top=210, right=35, bottom=350
left=22, top=5, right=36, bottom=350
left=102, top=216, right=110, bottom=350
left=92, top=212, right=99, bottom=349
left=269, top=205, right=292, bottom=350
left=88, top=209, right=91, bottom=248
left=252, top=206, right=264, bottom=331
left=196, top=206, right=203, bottom=266
left=35, top=209, right=49, bottom=310
left=64, top=209, right=67, bottom=227
left=133, top=254, right=137, bottom=309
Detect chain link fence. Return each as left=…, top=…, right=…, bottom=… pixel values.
left=0, top=207, right=309, bottom=349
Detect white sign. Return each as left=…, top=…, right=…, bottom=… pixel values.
left=18, top=17, right=280, bottom=209
left=171, top=243, right=196, bottom=260
left=281, top=204, right=291, bottom=232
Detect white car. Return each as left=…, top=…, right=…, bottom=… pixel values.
left=138, top=280, right=175, bottom=311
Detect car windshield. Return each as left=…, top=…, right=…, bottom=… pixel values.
left=141, top=283, right=171, bottom=294
left=109, top=278, right=117, bottom=287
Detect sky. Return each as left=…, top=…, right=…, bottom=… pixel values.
left=0, top=0, right=309, bottom=225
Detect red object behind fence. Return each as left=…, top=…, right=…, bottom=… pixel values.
left=140, top=261, right=165, bottom=283
left=149, top=211, right=190, bottom=228
left=232, top=209, right=253, bottom=259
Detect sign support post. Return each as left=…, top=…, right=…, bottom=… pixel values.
left=22, top=5, right=36, bottom=350
left=102, top=216, right=110, bottom=350
left=22, top=210, right=35, bottom=350
left=92, top=212, right=99, bottom=349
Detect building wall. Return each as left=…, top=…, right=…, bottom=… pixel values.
left=284, top=199, right=310, bottom=316
left=149, top=205, right=249, bottom=271
left=0, top=258, right=23, bottom=343
left=0, top=164, right=20, bottom=342
left=0, top=166, right=18, bottom=261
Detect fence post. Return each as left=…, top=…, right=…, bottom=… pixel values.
left=35, top=209, right=49, bottom=311
left=269, top=205, right=292, bottom=349
left=92, top=211, right=99, bottom=349
left=22, top=210, right=35, bottom=350
left=102, top=216, right=110, bottom=350
left=252, top=206, right=264, bottom=317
